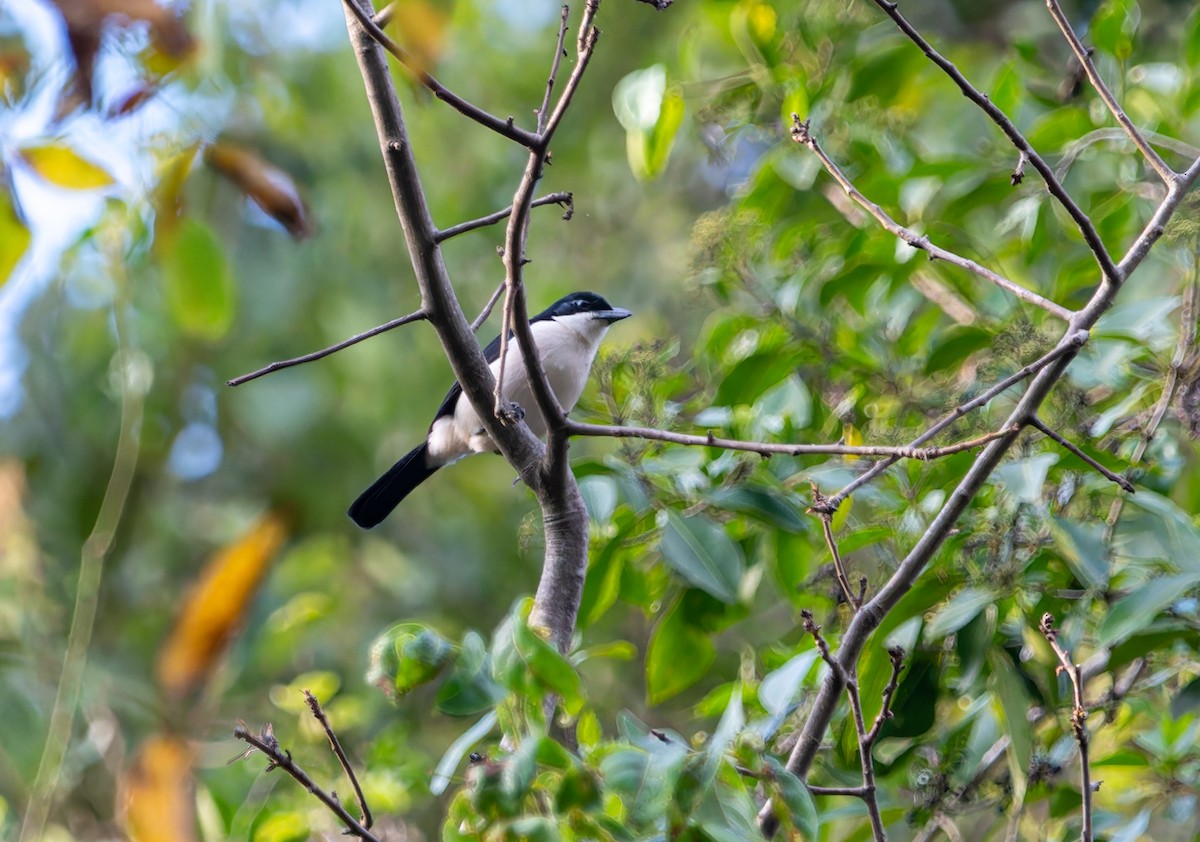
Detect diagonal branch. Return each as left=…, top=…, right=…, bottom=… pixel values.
left=791, top=117, right=1073, bottom=321
left=227, top=309, right=427, bottom=386
left=435, top=192, right=574, bottom=243
left=869, top=0, right=1122, bottom=286
left=1028, top=415, right=1135, bottom=492
left=340, top=0, right=539, bottom=148
left=1044, top=0, right=1176, bottom=185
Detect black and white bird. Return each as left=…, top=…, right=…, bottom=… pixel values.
left=348, top=291, right=632, bottom=528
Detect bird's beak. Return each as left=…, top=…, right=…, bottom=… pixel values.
left=598, top=307, right=632, bottom=324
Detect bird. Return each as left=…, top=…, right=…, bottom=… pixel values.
left=348, top=291, right=632, bottom=528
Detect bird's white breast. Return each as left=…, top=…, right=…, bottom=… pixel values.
left=426, top=313, right=610, bottom=464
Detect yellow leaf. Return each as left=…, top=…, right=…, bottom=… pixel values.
left=387, top=0, right=452, bottom=77
left=18, top=142, right=114, bottom=190
left=0, top=183, right=30, bottom=285
left=119, top=734, right=198, bottom=842
left=842, top=422, right=864, bottom=462
left=155, top=511, right=289, bottom=698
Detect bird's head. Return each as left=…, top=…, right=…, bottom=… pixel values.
left=543, top=291, right=632, bottom=325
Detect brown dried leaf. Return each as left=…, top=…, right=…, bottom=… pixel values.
left=204, top=142, right=313, bottom=239
left=155, top=511, right=289, bottom=698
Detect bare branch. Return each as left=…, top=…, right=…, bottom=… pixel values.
left=812, top=484, right=860, bottom=611
left=806, top=784, right=873, bottom=797
left=435, top=192, right=574, bottom=243
left=1027, top=416, right=1135, bottom=492
left=1039, top=613, right=1094, bottom=841
left=471, top=280, right=507, bottom=332
left=566, top=419, right=1017, bottom=461
left=1044, top=0, right=1176, bottom=185
left=233, top=722, right=382, bottom=842
left=791, top=117, right=1073, bottom=321
left=340, top=0, right=539, bottom=148
left=537, top=6, right=571, bottom=133
left=304, top=691, right=372, bottom=830
left=227, top=309, right=427, bottom=387
left=867, top=0, right=1122, bottom=285
left=864, top=647, right=906, bottom=746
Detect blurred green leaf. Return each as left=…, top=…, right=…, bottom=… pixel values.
left=161, top=218, right=235, bottom=341
left=436, top=631, right=504, bottom=716
left=646, top=595, right=717, bottom=704
left=924, top=587, right=996, bottom=640
left=366, top=622, right=454, bottom=700
left=987, top=649, right=1032, bottom=798
left=765, top=757, right=818, bottom=839
left=1100, top=573, right=1200, bottom=646
left=659, top=511, right=744, bottom=604
left=430, top=710, right=497, bottom=796
left=1050, top=518, right=1111, bottom=590
left=1092, top=0, right=1140, bottom=59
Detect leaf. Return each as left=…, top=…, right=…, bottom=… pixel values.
left=119, top=734, right=197, bottom=842
left=1170, top=675, right=1200, bottom=719
left=1091, top=0, right=1140, bottom=60
left=646, top=596, right=717, bottom=704
left=987, top=649, right=1032, bottom=799
left=204, top=142, right=312, bottom=239
left=436, top=631, right=502, bottom=716
left=1100, top=572, right=1200, bottom=646
left=758, top=650, right=818, bottom=716
left=161, top=218, right=236, bottom=341
left=430, top=710, right=497, bottom=796
left=0, top=183, right=30, bottom=285
left=765, top=757, right=818, bottom=839
left=990, top=60, right=1023, bottom=117
left=19, top=142, right=113, bottom=189
left=702, top=683, right=744, bottom=787
left=924, top=587, right=996, bottom=641
left=385, top=0, right=451, bottom=77
left=659, top=511, right=744, bottom=604
left=367, top=622, right=455, bottom=700
left=924, top=326, right=993, bottom=375
left=155, top=511, right=288, bottom=698
left=513, top=615, right=586, bottom=716
left=600, top=745, right=687, bottom=827
left=1050, top=518, right=1111, bottom=590
left=612, top=65, right=684, bottom=180
left=705, top=485, right=806, bottom=532
left=992, top=453, right=1058, bottom=503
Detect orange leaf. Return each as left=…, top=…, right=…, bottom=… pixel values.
left=155, top=511, right=289, bottom=698
left=204, top=142, right=313, bottom=239
left=118, top=734, right=198, bottom=842
left=387, top=0, right=452, bottom=77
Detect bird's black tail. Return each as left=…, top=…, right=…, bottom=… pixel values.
left=348, top=443, right=439, bottom=529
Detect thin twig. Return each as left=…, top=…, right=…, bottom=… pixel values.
left=1028, top=416, right=1135, bottom=492
left=566, top=419, right=1017, bottom=460
left=867, top=0, right=1122, bottom=285
left=864, top=647, right=906, bottom=745
left=1011, top=151, right=1028, bottom=186
left=340, top=0, right=539, bottom=148
left=471, top=280, right=507, bottom=331
left=435, top=192, right=574, bottom=242
left=227, top=309, right=427, bottom=387
left=1105, top=265, right=1200, bottom=537
left=537, top=6, right=571, bottom=133
left=823, top=334, right=1088, bottom=512
left=1039, top=613, right=1093, bottom=842
left=791, top=117, right=1073, bottom=321
left=806, top=784, right=873, bottom=797
left=812, top=484, right=859, bottom=610
left=304, top=691, right=372, bottom=830
left=492, top=284, right=520, bottom=423
left=233, top=722, right=383, bottom=842
left=1044, top=0, right=1176, bottom=185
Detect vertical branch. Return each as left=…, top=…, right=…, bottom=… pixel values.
left=1039, top=614, right=1093, bottom=842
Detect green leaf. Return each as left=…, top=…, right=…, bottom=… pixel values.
left=924, top=326, right=994, bottom=375
left=705, top=485, right=806, bottom=532
left=702, top=683, right=744, bottom=787
left=579, top=527, right=627, bottom=629
left=1188, top=5, right=1200, bottom=68
left=601, top=745, right=687, bottom=827
left=1099, top=572, right=1200, bottom=646
left=924, top=587, right=996, bottom=640
left=1170, top=675, right=1200, bottom=719
left=714, top=350, right=802, bottom=407
left=1050, top=518, right=1111, bottom=590
left=992, top=453, right=1058, bottom=503
left=162, top=219, right=235, bottom=341
left=366, top=622, right=454, bottom=700
left=1091, top=0, right=1140, bottom=60
left=646, top=595, right=717, bottom=704
left=0, top=184, right=30, bottom=285
left=990, top=60, right=1023, bottom=117
left=765, top=757, right=818, bottom=839
left=502, top=817, right=559, bottom=842
left=18, top=142, right=114, bottom=189
left=436, top=631, right=504, bottom=716
left=659, top=511, right=744, bottom=604
left=1115, top=491, right=1200, bottom=574
left=758, top=650, right=819, bottom=716
left=513, top=616, right=586, bottom=715
left=612, top=65, right=684, bottom=180
left=555, top=763, right=602, bottom=813
left=987, top=649, right=1032, bottom=799
left=430, top=710, right=497, bottom=796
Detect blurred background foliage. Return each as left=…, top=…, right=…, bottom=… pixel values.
left=5, top=0, right=1200, bottom=839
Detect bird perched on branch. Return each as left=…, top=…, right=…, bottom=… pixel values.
left=349, top=291, right=632, bottom=528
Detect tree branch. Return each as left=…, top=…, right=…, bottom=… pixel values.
left=304, top=690, right=372, bottom=830
left=1027, top=415, right=1135, bottom=492
left=434, top=192, right=574, bottom=243
left=1039, top=613, right=1093, bottom=842
left=868, top=0, right=1122, bottom=285
left=233, top=721, right=382, bottom=842
left=1044, top=0, right=1176, bottom=185
left=791, top=117, right=1073, bottom=321
left=340, top=0, right=540, bottom=148
left=227, top=309, right=427, bottom=387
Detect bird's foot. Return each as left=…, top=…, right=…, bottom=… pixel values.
left=497, top=401, right=525, bottom=426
